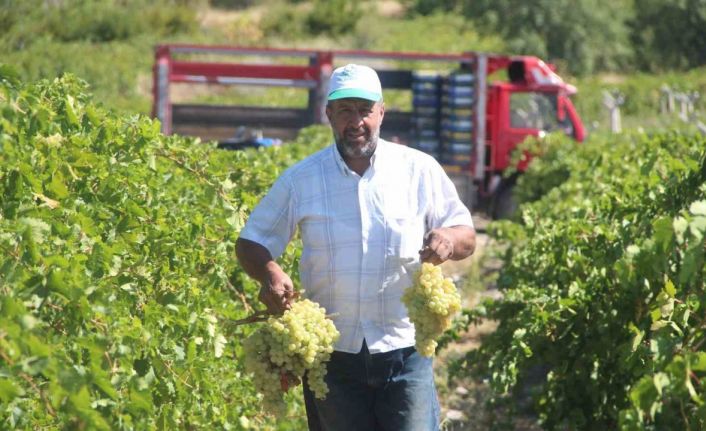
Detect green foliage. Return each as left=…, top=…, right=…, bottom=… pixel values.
left=0, top=73, right=329, bottom=429
left=506, top=134, right=574, bottom=206
left=404, top=0, right=706, bottom=76
left=305, top=0, right=362, bottom=37
left=462, top=0, right=634, bottom=75
left=209, top=0, right=259, bottom=9
left=3, top=38, right=153, bottom=114
left=630, top=0, right=706, bottom=72
left=573, top=68, right=706, bottom=130
left=455, top=131, right=706, bottom=429
left=4, top=0, right=706, bottom=120
left=1, top=0, right=197, bottom=46
left=262, top=0, right=362, bottom=39
left=0, top=0, right=200, bottom=114
left=261, top=6, right=309, bottom=40
left=354, top=13, right=505, bottom=56
left=401, top=0, right=461, bottom=15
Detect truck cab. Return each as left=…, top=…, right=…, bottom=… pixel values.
left=485, top=57, right=585, bottom=176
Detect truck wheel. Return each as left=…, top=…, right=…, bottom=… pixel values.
left=492, top=183, right=518, bottom=220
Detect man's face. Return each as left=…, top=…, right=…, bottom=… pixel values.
left=326, top=98, right=385, bottom=159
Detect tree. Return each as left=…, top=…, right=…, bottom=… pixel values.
left=403, top=0, right=634, bottom=75
left=461, top=0, right=634, bottom=75
left=630, top=0, right=706, bottom=71
left=306, top=0, right=362, bottom=37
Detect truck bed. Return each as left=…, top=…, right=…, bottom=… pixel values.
left=171, top=104, right=415, bottom=144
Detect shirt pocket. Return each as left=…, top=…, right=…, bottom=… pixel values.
left=381, top=183, right=423, bottom=252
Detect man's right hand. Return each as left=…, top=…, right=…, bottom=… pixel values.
left=258, top=262, right=296, bottom=314
left=235, top=238, right=297, bottom=314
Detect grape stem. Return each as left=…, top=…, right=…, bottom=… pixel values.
left=227, top=309, right=271, bottom=326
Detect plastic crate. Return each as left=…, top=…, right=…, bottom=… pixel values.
left=439, top=155, right=471, bottom=170
left=414, top=139, right=441, bottom=151
left=414, top=117, right=438, bottom=129
left=412, top=97, right=441, bottom=108
left=416, top=129, right=439, bottom=138
left=415, top=106, right=440, bottom=116
left=442, top=95, right=474, bottom=108
left=443, top=142, right=473, bottom=153
left=446, top=73, right=474, bottom=84
left=442, top=107, right=473, bottom=117
left=441, top=119, right=473, bottom=132
left=442, top=85, right=474, bottom=97
left=442, top=130, right=473, bottom=141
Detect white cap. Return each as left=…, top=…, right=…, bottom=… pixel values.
left=327, top=64, right=382, bottom=102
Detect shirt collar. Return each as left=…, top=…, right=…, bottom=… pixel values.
left=331, top=139, right=387, bottom=177
left=331, top=144, right=349, bottom=175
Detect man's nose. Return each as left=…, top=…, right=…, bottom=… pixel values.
left=347, top=112, right=365, bottom=126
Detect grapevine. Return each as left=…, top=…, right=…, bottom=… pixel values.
left=243, top=299, right=340, bottom=415
left=0, top=73, right=331, bottom=430
left=403, top=262, right=461, bottom=356
left=459, top=132, right=706, bottom=430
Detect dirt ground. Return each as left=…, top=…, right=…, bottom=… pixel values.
left=434, top=216, right=541, bottom=431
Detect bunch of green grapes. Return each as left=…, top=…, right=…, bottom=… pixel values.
left=402, top=262, right=462, bottom=356
left=243, top=299, right=340, bottom=414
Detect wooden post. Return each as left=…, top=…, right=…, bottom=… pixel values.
left=603, top=90, right=624, bottom=133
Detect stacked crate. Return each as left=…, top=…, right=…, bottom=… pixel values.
left=440, top=72, right=475, bottom=168
left=410, top=71, right=442, bottom=158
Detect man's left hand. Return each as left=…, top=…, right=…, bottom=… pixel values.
left=419, top=229, right=454, bottom=265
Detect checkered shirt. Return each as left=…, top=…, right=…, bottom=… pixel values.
left=239, top=139, right=473, bottom=353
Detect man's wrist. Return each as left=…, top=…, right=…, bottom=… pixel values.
left=264, top=260, right=281, bottom=272
left=259, top=261, right=282, bottom=284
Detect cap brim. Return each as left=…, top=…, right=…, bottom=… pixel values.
left=327, top=88, right=382, bottom=102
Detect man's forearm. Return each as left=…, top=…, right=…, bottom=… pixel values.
left=236, top=237, right=296, bottom=313
left=235, top=237, right=281, bottom=284
left=420, top=225, right=476, bottom=264
left=444, top=225, right=476, bottom=260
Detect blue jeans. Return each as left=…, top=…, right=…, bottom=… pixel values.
left=303, top=341, right=440, bottom=431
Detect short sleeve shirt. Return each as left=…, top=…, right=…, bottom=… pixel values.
left=239, top=139, right=474, bottom=353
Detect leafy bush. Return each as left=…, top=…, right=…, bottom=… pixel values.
left=402, top=0, right=706, bottom=76
left=630, top=0, right=706, bottom=72
left=261, top=7, right=308, bottom=40
left=403, top=0, right=634, bottom=75
left=0, top=0, right=201, bottom=113
left=2, top=38, right=152, bottom=114
left=209, top=0, right=259, bottom=9
left=354, top=13, right=505, bottom=57
left=0, top=71, right=329, bottom=429
left=2, top=0, right=198, bottom=45
left=305, top=0, right=362, bottom=37
left=456, top=131, right=706, bottom=430
left=573, top=68, right=706, bottom=129
left=262, top=0, right=362, bottom=38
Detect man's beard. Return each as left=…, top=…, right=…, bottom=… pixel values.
left=334, top=126, right=380, bottom=159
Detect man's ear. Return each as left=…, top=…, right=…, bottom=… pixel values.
left=325, top=104, right=332, bottom=123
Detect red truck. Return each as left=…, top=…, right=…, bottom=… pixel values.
left=152, top=44, right=585, bottom=217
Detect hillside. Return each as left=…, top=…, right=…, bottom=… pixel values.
left=1, top=0, right=704, bottom=131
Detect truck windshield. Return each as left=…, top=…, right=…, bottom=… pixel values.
left=510, top=92, right=573, bottom=136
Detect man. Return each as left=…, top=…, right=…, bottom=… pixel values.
left=235, top=64, right=476, bottom=431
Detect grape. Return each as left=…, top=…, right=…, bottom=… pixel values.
left=402, top=262, right=461, bottom=357
left=243, top=299, right=340, bottom=415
